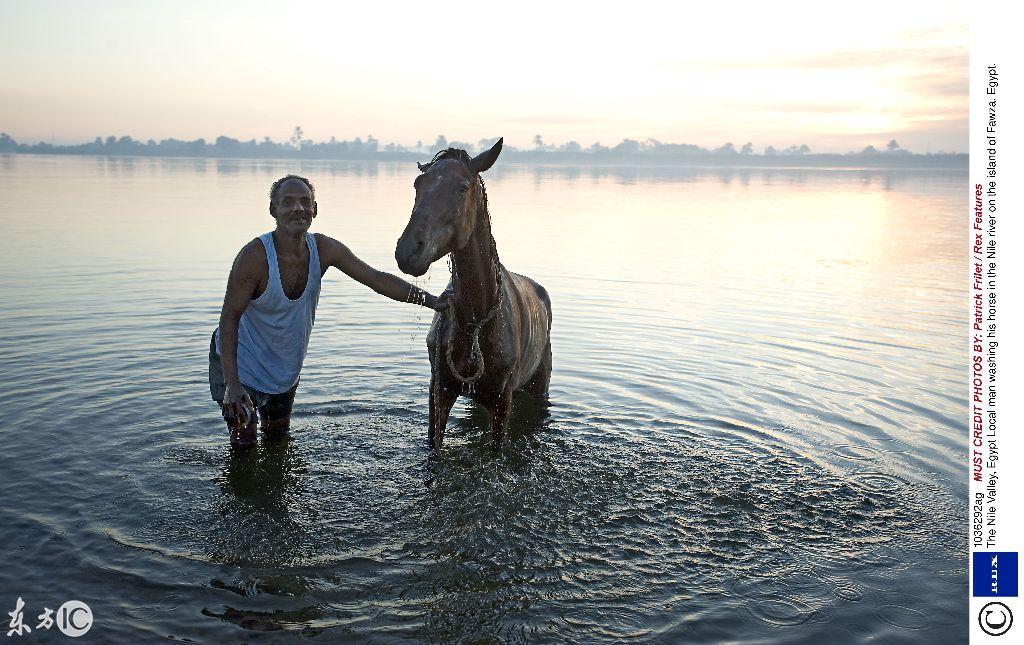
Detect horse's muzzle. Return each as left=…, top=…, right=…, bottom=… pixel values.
left=395, top=233, right=431, bottom=276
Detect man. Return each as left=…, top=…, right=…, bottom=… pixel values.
left=210, top=174, right=444, bottom=447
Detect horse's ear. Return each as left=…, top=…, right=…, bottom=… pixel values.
left=469, top=137, right=503, bottom=174
left=417, top=161, right=430, bottom=172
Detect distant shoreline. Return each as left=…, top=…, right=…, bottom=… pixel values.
left=0, top=130, right=967, bottom=170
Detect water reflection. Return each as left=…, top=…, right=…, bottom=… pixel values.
left=215, top=159, right=241, bottom=174
left=217, top=438, right=303, bottom=516
left=201, top=601, right=325, bottom=635
left=211, top=438, right=310, bottom=565
left=87, top=154, right=964, bottom=193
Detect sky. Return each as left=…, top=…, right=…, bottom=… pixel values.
left=0, top=0, right=968, bottom=153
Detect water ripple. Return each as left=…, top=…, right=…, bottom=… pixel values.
left=0, top=158, right=967, bottom=641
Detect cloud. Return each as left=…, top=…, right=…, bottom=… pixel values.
left=740, top=102, right=879, bottom=115
left=783, top=46, right=965, bottom=70
left=501, top=113, right=609, bottom=125
left=905, top=76, right=968, bottom=98
left=659, top=45, right=966, bottom=73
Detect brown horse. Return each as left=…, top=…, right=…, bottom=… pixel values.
left=395, top=138, right=552, bottom=448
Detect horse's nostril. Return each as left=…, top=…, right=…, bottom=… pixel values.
left=415, top=240, right=424, bottom=254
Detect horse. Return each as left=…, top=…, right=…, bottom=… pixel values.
left=395, top=138, right=552, bottom=448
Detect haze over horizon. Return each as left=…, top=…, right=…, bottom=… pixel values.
left=1, top=0, right=968, bottom=153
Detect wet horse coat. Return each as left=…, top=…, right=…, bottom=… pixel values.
left=395, top=139, right=552, bottom=447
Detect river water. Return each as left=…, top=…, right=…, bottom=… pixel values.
left=0, top=154, right=967, bottom=642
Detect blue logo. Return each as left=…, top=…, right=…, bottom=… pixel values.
left=974, top=552, right=1019, bottom=597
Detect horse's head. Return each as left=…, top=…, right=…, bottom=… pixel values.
left=395, top=138, right=503, bottom=276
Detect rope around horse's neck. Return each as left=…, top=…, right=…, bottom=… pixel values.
left=442, top=267, right=504, bottom=389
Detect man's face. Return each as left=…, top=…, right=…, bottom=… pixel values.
left=271, top=179, right=317, bottom=235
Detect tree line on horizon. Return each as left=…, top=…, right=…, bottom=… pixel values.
left=0, top=128, right=966, bottom=165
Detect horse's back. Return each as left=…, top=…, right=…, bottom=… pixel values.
left=506, top=270, right=551, bottom=390
left=509, top=271, right=552, bottom=325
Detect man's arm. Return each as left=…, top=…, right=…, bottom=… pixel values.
left=218, top=242, right=263, bottom=426
left=317, top=234, right=443, bottom=310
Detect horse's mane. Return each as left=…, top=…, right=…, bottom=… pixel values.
left=417, top=147, right=473, bottom=174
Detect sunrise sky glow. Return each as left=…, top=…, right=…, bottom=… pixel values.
left=0, top=0, right=968, bottom=153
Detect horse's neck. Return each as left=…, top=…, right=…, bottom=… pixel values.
left=451, top=203, right=500, bottom=323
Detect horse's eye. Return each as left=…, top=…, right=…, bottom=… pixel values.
left=458, top=184, right=469, bottom=194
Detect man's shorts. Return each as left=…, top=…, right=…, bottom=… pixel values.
left=208, top=331, right=297, bottom=423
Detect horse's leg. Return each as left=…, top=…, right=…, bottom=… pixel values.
left=523, top=341, right=552, bottom=399
left=428, top=377, right=458, bottom=449
left=488, top=386, right=515, bottom=447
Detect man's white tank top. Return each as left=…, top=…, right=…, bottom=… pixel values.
left=216, top=231, right=321, bottom=394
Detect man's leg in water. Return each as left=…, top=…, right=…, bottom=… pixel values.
left=260, top=383, right=297, bottom=441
